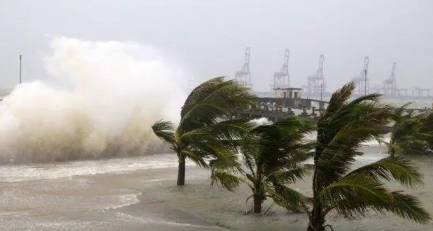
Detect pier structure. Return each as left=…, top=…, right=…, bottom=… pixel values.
left=239, top=96, right=431, bottom=134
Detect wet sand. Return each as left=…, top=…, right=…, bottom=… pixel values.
left=0, top=147, right=432, bottom=230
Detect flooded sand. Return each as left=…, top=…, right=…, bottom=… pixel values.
left=0, top=147, right=432, bottom=231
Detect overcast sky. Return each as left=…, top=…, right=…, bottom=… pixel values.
left=1, top=0, right=432, bottom=92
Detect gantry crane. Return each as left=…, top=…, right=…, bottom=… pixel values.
left=302, top=54, right=325, bottom=97
left=272, top=49, right=290, bottom=89
left=235, top=47, right=252, bottom=88
left=352, top=57, right=369, bottom=96
left=383, top=62, right=397, bottom=97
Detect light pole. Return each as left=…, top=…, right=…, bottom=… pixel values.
left=364, top=68, right=367, bottom=95
left=363, top=56, right=369, bottom=96
left=19, top=55, right=22, bottom=84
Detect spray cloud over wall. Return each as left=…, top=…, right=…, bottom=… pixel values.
left=0, top=37, right=187, bottom=164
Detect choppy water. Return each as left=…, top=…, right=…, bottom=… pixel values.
left=0, top=145, right=432, bottom=231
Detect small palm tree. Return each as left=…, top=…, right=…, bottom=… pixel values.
left=210, top=117, right=315, bottom=214
left=151, top=77, right=256, bottom=186
left=296, top=82, right=430, bottom=231
left=383, top=103, right=433, bottom=157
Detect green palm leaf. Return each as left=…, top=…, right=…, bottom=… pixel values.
left=307, top=81, right=430, bottom=230
left=151, top=76, right=256, bottom=186
left=268, top=167, right=308, bottom=185
left=316, top=92, right=393, bottom=185
left=211, top=169, right=243, bottom=192
left=266, top=183, right=311, bottom=214
left=386, top=191, right=431, bottom=224
left=151, top=120, right=176, bottom=144
left=319, top=174, right=390, bottom=214
left=345, top=156, right=423, bottom=188
left=179, top=78, right=256, bottom=132
left=211, top=117, right=313, bottom=213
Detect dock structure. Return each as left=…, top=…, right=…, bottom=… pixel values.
left=238, top=96, right=432, bottom=134
left=240, top=96, right=330, bottom=123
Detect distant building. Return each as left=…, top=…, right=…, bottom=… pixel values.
left=273, top=87, right=303, bottom=99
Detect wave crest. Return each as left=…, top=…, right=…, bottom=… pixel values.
left=0, top=37, right=186, bottom=164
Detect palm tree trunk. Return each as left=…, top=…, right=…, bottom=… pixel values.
left=309, top=170, right=325, bottom=231
left=177, top=155, right=186, bottom=186
left=253, top=194, right=262, bottom=213
left=307, top=202, right=325, bottom=231
left=308, top=215, right=325, bottom=231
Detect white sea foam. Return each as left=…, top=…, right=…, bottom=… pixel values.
left=0, top=37, right=188, bottom=164
left=0, top=154, right=197, bottom=182
left=104, top=191, right=142, bottom=210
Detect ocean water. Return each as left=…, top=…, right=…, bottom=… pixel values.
left=0, top=144, right=430, bottom=231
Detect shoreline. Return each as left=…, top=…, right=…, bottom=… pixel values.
left=0, top=147, right=431, bottom=230
left=106, top=152, right=433, bottom=231
left=113, top=166, right=309, bottom=231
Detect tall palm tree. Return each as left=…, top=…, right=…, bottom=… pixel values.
left=151, top=77, right=256, bottom=186
left=290, top=82, right=430, bottom=231
left=210, top=117, right=315, bottom=214
left=383, top=103, right=433, bottom=157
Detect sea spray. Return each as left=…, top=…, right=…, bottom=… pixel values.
left=0, top=37, right=187, bottom=164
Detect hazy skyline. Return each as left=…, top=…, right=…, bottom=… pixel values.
left=1, top=0, right=433, bottom=92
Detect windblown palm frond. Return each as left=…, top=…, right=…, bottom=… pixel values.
left=319, top=179, right=430, bottom=223
left=268, top=167, right=308, bottom=185
left=253, top=118, right=315, bottom=172
left=306, top=82, right=430, bottom=231
left=344, top=156, right=423, bottom=188
left=266, top=182, right=311, bottom=214
left=179, top=77, right=256, bottom=132
left=419, top=111, right=433, bottom=153
left=319, top=174, right=390, bottom=215
left=211, top=169, right=243, bottom=192
left=178, top=77, right=256, bottom=167
left=386, top=103, right=433, bottom=157
left=315, top=82, right=394, bottom=186
left=181, top=119, right=254, bottom=151
left=386, top=191, right=431, bottom=224
left=151, top=76, right=257, bottom=186
left=211, top=117, right=315, bottom=213
left=318, top=171, right=430, bottom=223
left=151, top=120, right=176, bottom=146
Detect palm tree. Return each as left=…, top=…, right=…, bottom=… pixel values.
left=382, top=103, right=433, bottom=157
left=151, top=77, right=256, bottom=186
left=210, top=117, right=315, bottom=214
left=419, top=111, right=433, bottom=153
left=297, top=82, right=430, bottom=231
